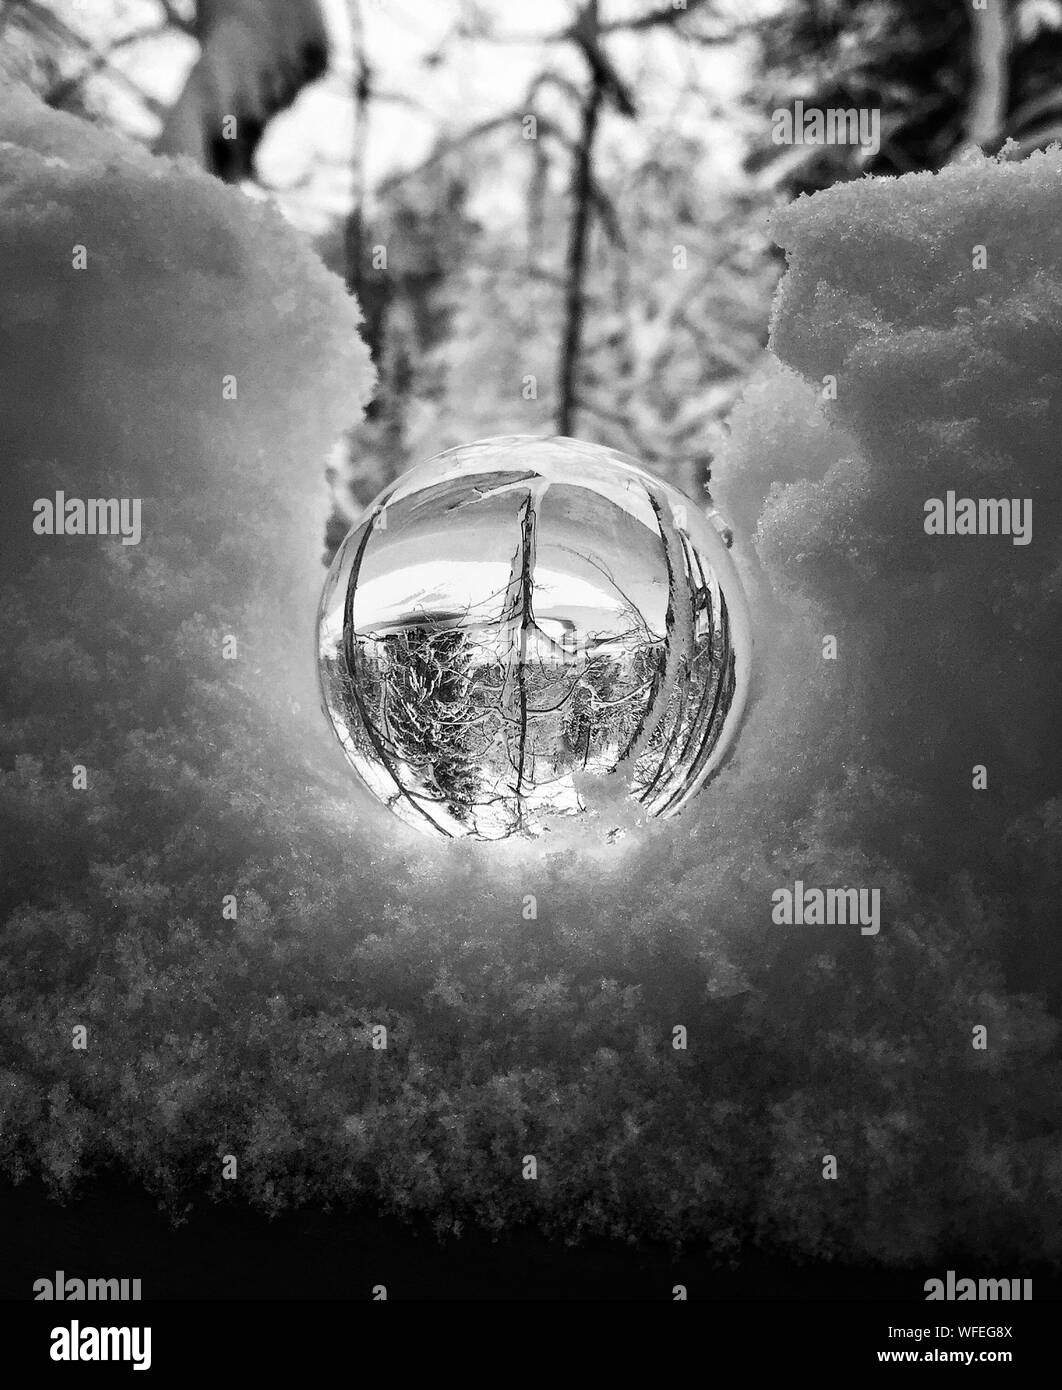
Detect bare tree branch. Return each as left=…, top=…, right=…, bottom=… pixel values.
left=570, top=2, right=638, bottom=117
left=598, top=0, right=721, bottom=32
left=45, top=22, right=171, bottom=108
left=12, top=0, right=170, bottom=115
left=344, top=0, right=372, bottom=298
left=589, top=180, right=626, bottom=249
left=558, top=75, right=603, bottom=435
left=526, top=69, right=585, bottom=108
left=558, top=0, right=639, bottom=433
left=377, top=111, right=572, bottom=195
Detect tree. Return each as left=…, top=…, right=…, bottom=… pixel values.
left=749, top=0, right=1062, bottom=197
left=316, top=0, right=771, bottom=546
left=4, top=1, right=330, bottom=175
left=154, top=0, right=329, bottom=179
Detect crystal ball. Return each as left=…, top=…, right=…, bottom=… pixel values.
left=317, top=436, right=751, bottom=841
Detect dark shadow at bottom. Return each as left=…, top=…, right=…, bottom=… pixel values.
left=2, top=1179, right=1058, bottom=1301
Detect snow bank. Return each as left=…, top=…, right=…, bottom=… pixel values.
left=1, top=85, right=1059, bottom=1267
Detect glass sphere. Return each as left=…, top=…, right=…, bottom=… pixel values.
left=317, top=436, right=751, bottom=841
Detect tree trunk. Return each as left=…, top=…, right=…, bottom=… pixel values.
left=966, top=0, right=1010, bottom=149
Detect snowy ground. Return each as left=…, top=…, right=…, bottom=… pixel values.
left=2, top=86, right=1060, bottom=1264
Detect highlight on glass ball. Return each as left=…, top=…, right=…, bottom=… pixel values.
left=317, top=435, right=752, bottom=841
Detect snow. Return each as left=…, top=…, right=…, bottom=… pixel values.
left=1, top=84, right=1059, bottom=1264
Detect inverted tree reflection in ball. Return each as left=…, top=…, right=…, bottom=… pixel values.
left=317, top=436, right=750, bottom=840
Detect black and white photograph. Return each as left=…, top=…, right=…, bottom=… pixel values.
left=1, top=0, right=1060, bottom=1365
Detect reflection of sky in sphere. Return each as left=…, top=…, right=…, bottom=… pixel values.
left=317, top=437, right=750, bottom=841
left=348, top=480, right=670, bottom=647
left=352, top=560, right=660, bottom=640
